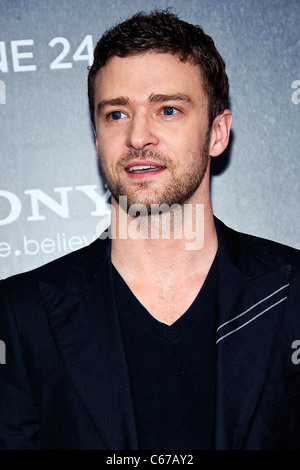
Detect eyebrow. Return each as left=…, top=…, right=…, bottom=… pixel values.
left=148, top=93, right=193, bottom=104
left=96, top=93, right=193, bottom=115
left=96, top=96, right=129, bottom=114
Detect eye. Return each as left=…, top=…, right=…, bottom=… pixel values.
left=108, top=111, right=126, bottom=120
left=161, top=107, right=179, bottom=116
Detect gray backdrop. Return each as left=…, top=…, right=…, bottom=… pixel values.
left=0, top=0, right=299, bottom=279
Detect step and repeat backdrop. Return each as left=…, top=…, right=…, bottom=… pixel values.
left=0, top=0, right=299, bottom=279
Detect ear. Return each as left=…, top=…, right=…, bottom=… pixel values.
left=208, top=110, right=232, bottom=157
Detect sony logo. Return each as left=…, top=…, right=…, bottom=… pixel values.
left=0, top=185, right=110, bottom=226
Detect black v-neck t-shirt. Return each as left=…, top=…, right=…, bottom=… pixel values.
left=112, top=254, right=218, bottom=450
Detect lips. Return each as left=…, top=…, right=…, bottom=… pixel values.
left=125, top=160, right=166, bottom=177
left=127, top=164, right=165, bottom=173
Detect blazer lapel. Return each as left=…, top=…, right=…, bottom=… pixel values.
left=214, top=219, right=292, bottom=449
left=39, top=244, right=139, bottom=450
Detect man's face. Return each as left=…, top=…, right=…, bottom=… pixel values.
left=93, top=52, right=212, bottom=212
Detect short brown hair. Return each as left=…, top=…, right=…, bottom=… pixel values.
left=88, top=9, right=229, bottom=127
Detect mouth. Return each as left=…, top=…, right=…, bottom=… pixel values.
left=125, top=161, right=166, bottom=179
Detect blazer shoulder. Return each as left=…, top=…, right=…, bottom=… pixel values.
left=215, top=217, right=300, bottom=275
left=1, top=237, right=110, bottom=293
left=241, top=229, right=300, bottom=267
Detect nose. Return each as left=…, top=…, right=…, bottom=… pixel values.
left=126, top=114, right=159, bottom=150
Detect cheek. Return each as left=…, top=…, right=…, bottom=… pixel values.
left=98, top=127, right=124, bottom=154
left=96, top=130, right=111, bottom=155
left=97, top=138, right=122, bottom=176
left=167, top=132, right=197, bottom=157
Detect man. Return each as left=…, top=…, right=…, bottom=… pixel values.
left=0, top=10, right=300, bottom=450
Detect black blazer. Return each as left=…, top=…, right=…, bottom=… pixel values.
left=0, top=218, right=300, bottom=450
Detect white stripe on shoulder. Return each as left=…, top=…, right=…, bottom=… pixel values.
left=216, top=296, right=287, bottom=344
left=216, top=283, right=289, bottom=332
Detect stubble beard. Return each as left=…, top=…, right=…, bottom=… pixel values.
left=97, top=138, right=210, bottom=214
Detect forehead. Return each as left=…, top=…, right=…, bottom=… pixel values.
left=93, top=52, right=207, bottom=103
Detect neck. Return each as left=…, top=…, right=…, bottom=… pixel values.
left=110, top=189, right=217, bottom=282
